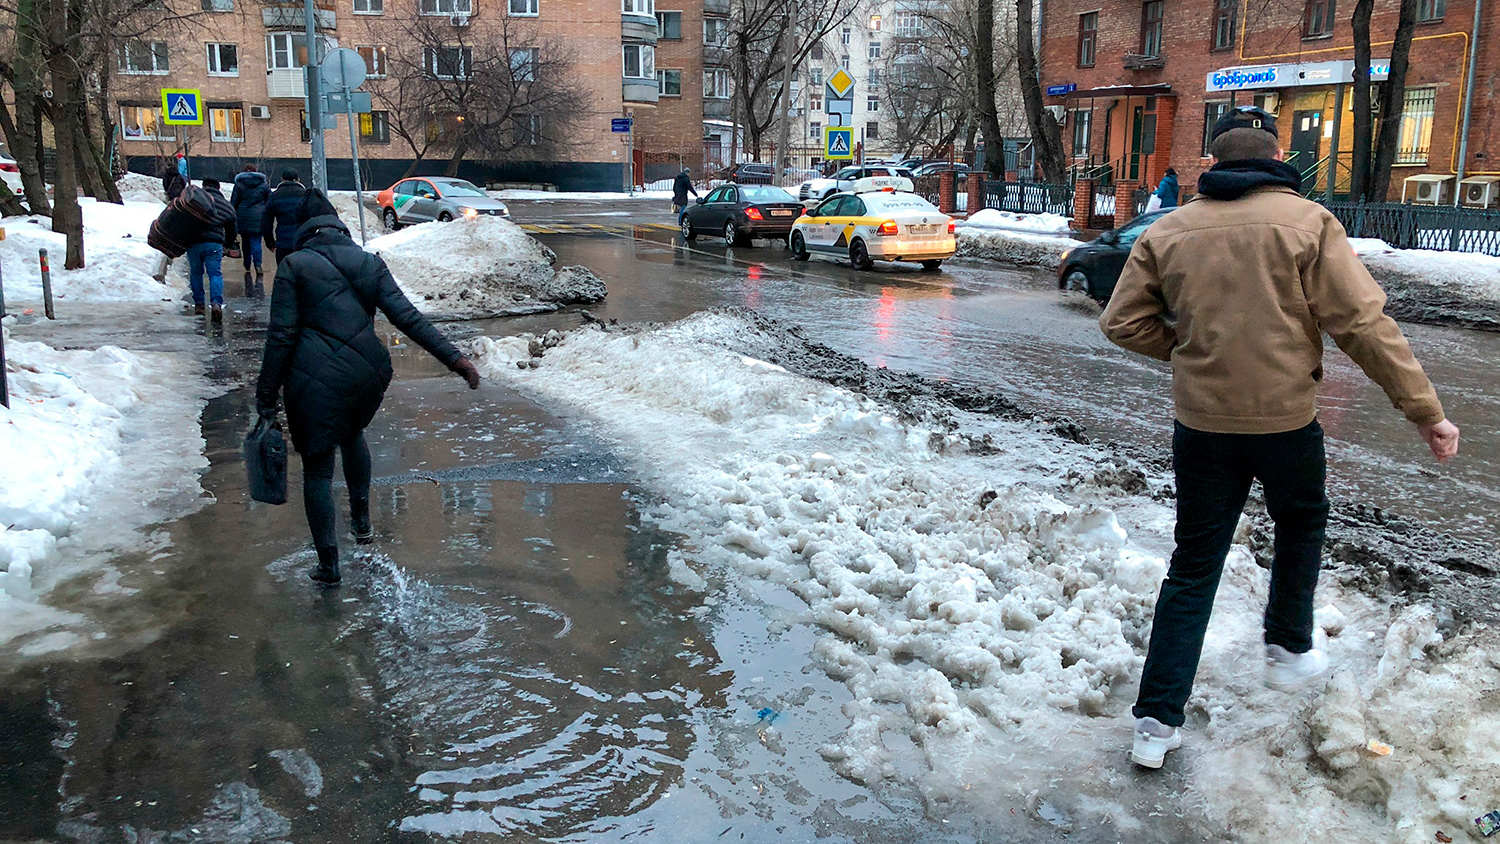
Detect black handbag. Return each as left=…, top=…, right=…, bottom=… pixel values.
left=244, top=415, right=288, bottom=505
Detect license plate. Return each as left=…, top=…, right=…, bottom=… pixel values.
left=908, top=224, right=939, bottom=234
left=770, top=209, right=796, bottom=217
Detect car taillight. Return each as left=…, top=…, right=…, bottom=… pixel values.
left=877, top=220, right=899, bottom=236
left=947, top=220, right=956, bottom=234
left=744, top=207, right=764, bottom=220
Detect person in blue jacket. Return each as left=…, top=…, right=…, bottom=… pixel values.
left=1153, top=167, right=1180, bottom=209
left=176, top=152, right=189, bottom=180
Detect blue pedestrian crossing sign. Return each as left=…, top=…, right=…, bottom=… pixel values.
left=824, top=126, right=854, bottom=160
left=161, top=89, right=204, bottom=125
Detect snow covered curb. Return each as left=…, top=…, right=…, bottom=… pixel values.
left=468, top=310, right=1499, bottom=843
left=958, top=209, right=1073, bottom=235
left=954, top=227, right=1077, bottom=269
left=1352, top=238, right=1500, bottom=330
left=490, top=189, right=673, bottom=201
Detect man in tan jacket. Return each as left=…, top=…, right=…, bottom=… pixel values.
left=1099, top=106, right=1460, bottom=769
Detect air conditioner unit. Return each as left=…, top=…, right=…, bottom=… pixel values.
left=1044, top=105, right=1066, bottom=124
left=1460, top=176, right=1500, bottom=208
left=1403, top=174, right=1451, bottom=205
left=248, top=105, right=272, bottom=119
left=450, top=12, right=470, bottom=25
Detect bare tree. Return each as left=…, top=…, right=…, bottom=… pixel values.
left=882, top=4, right=976, bottom=159
left=1350, top=0, right=1418, bottom=201
left=1012, top=0, right=1065, bottom=182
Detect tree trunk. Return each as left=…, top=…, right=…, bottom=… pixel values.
left=0, top=179, right=26, bottom=216
left=974, top=0, right=1006, bottom=178
left=86, top=69, right=124, bottom=203
left=0, top=102, right=42, bottom=214
left=444, top=133, right=470, bottom=177
left=1350, top=0, right=1375, bottom=201
left=74, top=121, right=104, bottom=200
left=46, top=0, right=85, bottom=268
left=1369, top=0, right=1418, bottom=202
left=10, top=0, right=53, bottom=215
left=1015, top=0, right=1067, bottom=183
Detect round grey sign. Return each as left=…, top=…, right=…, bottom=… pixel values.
left=320, top=47, right=367, bottom=91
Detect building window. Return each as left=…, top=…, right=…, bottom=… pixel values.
left=840, top=54, right=850, bottom=69
left=119, top=40, right=169, bottom=75
left=622, top=0, right=653, bottom=14
left=120, top=105, right=172, bottom=140
left=201, top=0, right=232, bottom=11
left=841, top=26, right=851, bottom=45
left=360, top=110, right=391, bottom=143
left=1140, top=0, right=1164, bottom=57
left=895, top=11, right=922, bottom=37
left=420, top=0, right=471, bottom=15
left=1397, top=87, right=1436, bottom=164
left=869, top=13, right=881, bottom=30
left=510, top=0, right=538, bottom=13
left=1202, top=100, right=1229, bottom=155
left=1077, top=12, right=1097, bottom=67
left=867, top=95, right=879, bottom=111
left=656, top=11, right=681, bottom=38
left=206, top=42, right=238, bottom=76
left=1304, top=0, right=1335, bottom=37
left=267, top=32, right=304, bottom=69
left=357, top=45, right=388, bottom=77
left=810, top=93, right=822, bottom=111
left=810, top=67, right=823, bottom=85
left=209, top=105, right=244, bottom=142
left=866, top=121, right=879, bottom=139
left=424, top=46, right=473, bottom=79
left=704, top=67, right=731, bottom=99
left=867, top=68, right=881, bottom=89
left=867, top=40, right=881, bottom=60
left=657, top=68, right=681, bottom=96
left=704, top=16, right=728, bottom=44
left=810, top=121, right=821, bottom=138
left=623, top=44, right=655, bottom=78
left=1418, top=0, right=1444, bottom=20
left=810, top=42, right=823, bottom=60
left=512, top=113, right=542, bottom=146
left=1212, top=0, right=1237, bottom=50
left=300, top=110, right=311, bottom=142
left=352, top=0, right=382, bottom=13
left=1071, top=109, right=1092, bottom=157
left=510, top=47, right=539, bottom=81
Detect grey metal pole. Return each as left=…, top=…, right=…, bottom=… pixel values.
left=304, top=0, right=327, bottom=192
left=1326, top=82, right=1345, bottom=203
left=627, top=112, right=634, bottom=194
left=38, top=248, right=54, bottom=320
left=343, top=88, right=368, bottom=244
left=774, top=0, right=796, bottom=185
left=1453, top=0, right=1483, bottom=204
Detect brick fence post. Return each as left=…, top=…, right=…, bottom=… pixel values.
left=966, top=172, right=985, bottom=214
left=1115, top=179, right=1140, bottom=223
left=1073, top=178, right=1094, bottom=231
left=938, top=170, right=956, bottom=214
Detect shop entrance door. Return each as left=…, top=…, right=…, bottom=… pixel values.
left=1289, top=110, right=1323, bottom=175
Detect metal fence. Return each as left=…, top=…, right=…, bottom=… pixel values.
left=1325, top=202, right=1500, bottom=257
left=982, top=181, right=1073, bottom=216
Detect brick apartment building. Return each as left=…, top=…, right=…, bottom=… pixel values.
left=1039, top=0, right=1499, bottom=204
left=107, top=0, right=711, bottom=190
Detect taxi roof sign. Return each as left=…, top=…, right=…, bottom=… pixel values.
left=161, top=89, right=204, bottom=125
left=826, top=68, right=855, bottom=99
left=824, top=125, right=854, bottom=160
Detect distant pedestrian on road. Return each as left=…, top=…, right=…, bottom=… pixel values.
left=230, top=164, right=272, bottom=297
left=255, top=189, right=482, bottom=586
left=262, top=168, right=308, bottom=265
left=1099, top=106, right=1460, bottom=770
left=176, top=152, right=189, bottom=181
left=673, top=167, right=698, bottom=224
left=1153, top=167, right=1179, bottom=209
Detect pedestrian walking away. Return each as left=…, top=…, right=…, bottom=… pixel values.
left=255, top=189, right=483, bottom=587
left=176, top=151, right=189, bottom=181
left=153, top=170, right=190, bottom=282
left=1098, top=105, right=1461, bottom=770
left=673, top=167, right=698, bottom=224
left=262, top=168, right=308, bottom=266
left=148, top=180, right=236, bottom=322
left=230, top=164, right=272, bottom=297
left=1152, top=167, right=1179, bottom=210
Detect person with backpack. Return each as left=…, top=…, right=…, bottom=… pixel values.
left=261, top=168, right=308, bottom=265
left=148, top=180, right=237, bottom=321
left=255, top=190, right=482, bottom=586
left=230, top=164, right=272, bottom=296
left=1099, top=106, right=1460, bottom=769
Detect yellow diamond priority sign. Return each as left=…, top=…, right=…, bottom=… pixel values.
left=826, top=68, right=855, bottom=99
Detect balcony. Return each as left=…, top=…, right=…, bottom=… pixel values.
left=266, top=67, right=306, bottom=99
left=262, top=6, right=336, bottom=30
left=623, top=76, right=659, bottom=104
left=703, top=0, right=729, bottom=13
left=621, top=12, right=658, bottom=43
left=703, top=98, right=730, bottom=119
left=1123, top=53, right=1166, bottom=71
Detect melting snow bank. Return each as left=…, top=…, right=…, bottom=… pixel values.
left=366, top=216, right=605, bottom=319
left=955, top=227, right=1077, bottom=269
left=1352, top=238, right=1500, bottom=331
left=470, top=309, right=1500, bottom=843
left=0, top=328, right=214, bottom=654
left=959, top=209, right=1073, bottom=235
left=0, top=199, right=176, bottom=304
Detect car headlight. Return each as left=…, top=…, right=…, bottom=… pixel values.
left=1061, top=248, right=1074, bottom=263
left=464, top=207, right=479, bottom=219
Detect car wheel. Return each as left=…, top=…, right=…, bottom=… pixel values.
left=724, top=218, right=747, bottom=246
left=681, top=215, right=697, bottom=240
left=1062, top=267, right=1092, bottom=297
left=437, top=211, right=454, bottom=222
left=850, top=238, right=874, bottom=271
left=790, top=231, right=810, bottom=261
left=920, top=259, right=943, bottom=272
left=383, top=207, right=400, bottom=230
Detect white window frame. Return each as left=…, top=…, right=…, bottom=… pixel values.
left=623, top=43, right=655, bottom=79
left=869, top=14, right=881, bottom=30
left=655, top=10, right=682, bottom=38
left=352, top=0, right=383, bottom=13
left=704, top=15, right=728, bottom=44
left=120, top=105, right=173, bottom=141
left=895, top=11, right=922, bottom=38
left=510, top=47, right=539, bottom=81
left=867, top=95, right=879, bottom=112
left=209, top=106, right=245, bottom=142
left=867, top=40, right=880, bottom=60
left=657, top=68, right=681, bottom=96
left=704, top=67, right=731, bottom=99
left=266, top=32, right=317, bottom=70
left=420, top=0, right=471, bottom=15
left=119, top=40, right=170, bottom=75
left=622, top=0, right=653, bottom=14
left=424, top=46, right=473, bottom=79
left=509, top=0, right=539, bottom=14
left=809, top=120, right=821, bottom=139
left=206, top=42, right=239, bottom=76
left=357, top=45, right=388, bottom=78
left=810, top=66, right=823, bottom=85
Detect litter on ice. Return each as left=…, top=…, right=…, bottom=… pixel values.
left=470, top=309, right=1500, bottom=843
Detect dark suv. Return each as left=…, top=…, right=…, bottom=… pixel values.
left=1056, top=210, right=1173, bottom=301
left=721, top=163, right=775, bottom=184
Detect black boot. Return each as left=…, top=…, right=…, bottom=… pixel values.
left=310, top=545, right=341, bottom=585
left=244, top=271, right=254, bottom=298
left=350, top=497, right=374, bottom=545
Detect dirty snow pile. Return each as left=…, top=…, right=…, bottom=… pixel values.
left=491, top=189, right=674, bottom=201
left=954, top=223, right=1077, bottom=268
left=1352, top=238, right=1500, bottom=323
left=117, top=171, right=167, bottom=204
left=326, top=190, right=388, bottom=238
left=959, top=209, right=1073, bottom=235
left=366, top=216, right=605, bottom=319
left=0, top=199, right=173, bottom=304
left=0, top=329, right=212, bottom=652
left=470, top=310, right=1499, bottom=843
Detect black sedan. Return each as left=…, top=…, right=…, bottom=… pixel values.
left=682, top=184, right=804, bottom=246
left=1056, top=209, right=1173, bottom=301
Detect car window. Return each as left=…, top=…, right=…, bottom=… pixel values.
left=740, top=185, right=796, bottom=202
left=705, top=187, right=730, bottom=202
left=838, top=196, right=867, bottom=217
left=415, top=180, right=438, bottom=198
left=724, top=186, right=740, bottom=203
left=395, top=180, right=416, bottom=196
left=433, top=179, right=486, bottom=197
left=835, top=168, right=860, bottom=181
left=1116, top=212, right=1165, bottom=247
left=813, top=196, right=841, bottom=216
left=896, top=168, right=915, bottom=179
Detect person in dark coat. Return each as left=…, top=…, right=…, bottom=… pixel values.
left=262, top=168, right=308, bottom=265
left=672, top=168, right=698, bottom=223
left=151, top=171, right=189, bottom=282
left=255, top=189, right=482, bottom=586
left=230, top=164, right=272, bottom=294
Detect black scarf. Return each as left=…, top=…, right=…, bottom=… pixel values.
left=1196, top=159, right=1302, bottom=200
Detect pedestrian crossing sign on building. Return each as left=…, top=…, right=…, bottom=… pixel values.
left=824, top=126, right=854, bottom=160
left=161, top=89, right=204, bottom=125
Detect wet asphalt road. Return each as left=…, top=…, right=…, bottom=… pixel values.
left=2, top=196, right=1495, bottom=843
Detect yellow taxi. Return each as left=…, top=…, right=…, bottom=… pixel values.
left=789, top=186, right=956, bottom=271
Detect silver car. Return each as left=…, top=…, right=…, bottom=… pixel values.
left=379, top=177, right=510, bottom=229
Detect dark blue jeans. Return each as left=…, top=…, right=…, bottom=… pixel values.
left=240, top=233, right=263, bottom=271
left=1133, top=420, right=1329, bottom=727
left=186, top=241, right=224, bottom=306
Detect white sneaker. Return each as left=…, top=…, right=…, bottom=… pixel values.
left=1130, top=717, right=1182, bottom=769
left=1265, top=643, right=1330, bottom=691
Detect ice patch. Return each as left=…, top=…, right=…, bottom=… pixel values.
left=270, top=748, right=325, bottom=798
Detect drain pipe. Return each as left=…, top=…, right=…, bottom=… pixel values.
left=1454, top=0, right=1483, bottom=204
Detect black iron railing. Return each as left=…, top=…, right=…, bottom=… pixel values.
left=1324, top=201, right=1500, bottom=256
left=982, top=181, right=1073, bottom=216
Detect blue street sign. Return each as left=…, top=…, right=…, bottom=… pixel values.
left=611, top=117, right=633, bottom=133
left=161, top=89, right=203, bottom=125
left=824, top=126, right=854, bottom=160
left=1046, top=83, right=1077, bottom=97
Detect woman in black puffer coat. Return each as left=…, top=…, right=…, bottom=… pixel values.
left=255, top=190, right=482, bottom=585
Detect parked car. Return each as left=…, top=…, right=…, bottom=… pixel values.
left=0, top=153, right=17, bottom=173
left=719, top=162, right=776, bottom=185
left=789, top=188, right=956, bottom=270
left=376, top=177, right=510, bottom=229
left=682, top=183, right=804, bottom=245
left=911, top=162, right=970, bottom=179
left=1056, top=209, right=1173, bottom=301
left=797, top=165, right=916, bottom=203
